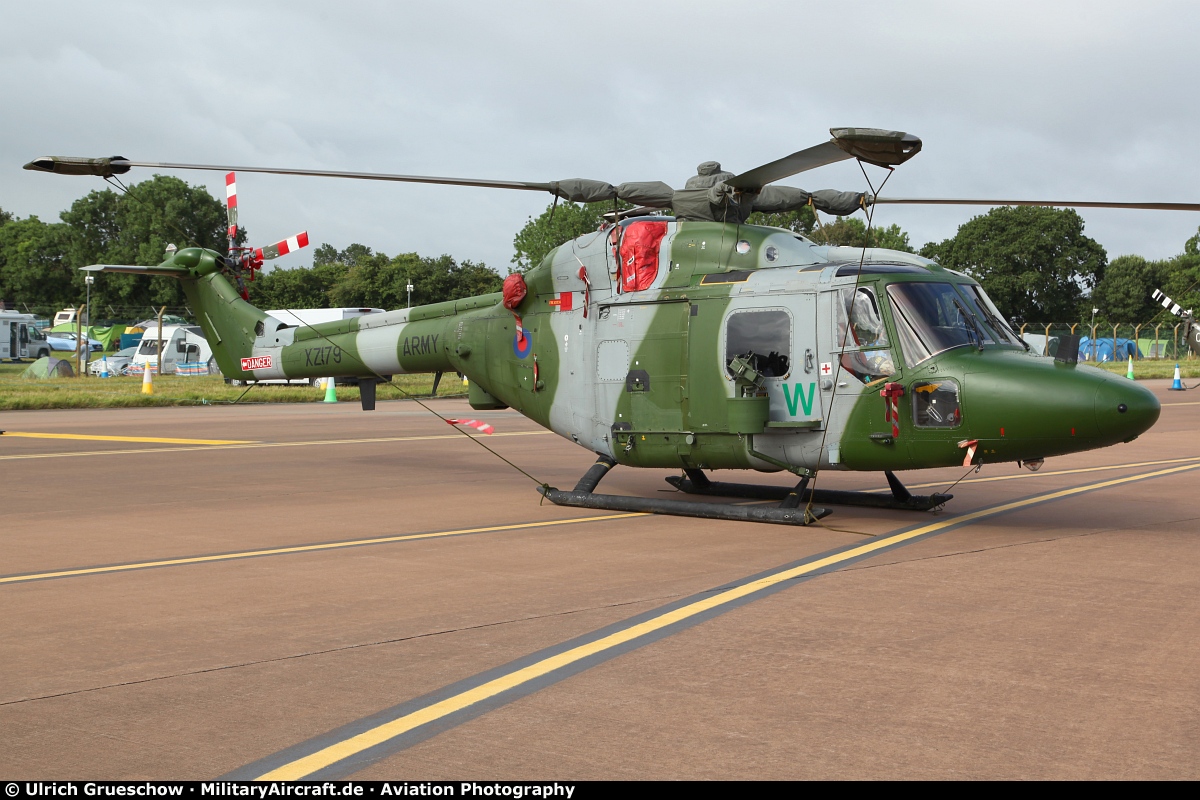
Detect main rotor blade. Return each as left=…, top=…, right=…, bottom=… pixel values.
left=725, top=141, right=852, bottom=191
left=873, top=197, right=1200, bottom=212
left=25, top=156, right=555, bottom=193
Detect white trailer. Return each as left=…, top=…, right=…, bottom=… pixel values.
left=130, top=325, right=213, bottom=374
left=1, top=311, right=52, bottom=361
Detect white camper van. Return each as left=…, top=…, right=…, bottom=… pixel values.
left=130, top=325, right=213, bottom=374
left=229, top=308, right=385, bottom=385
left=1, top=311, right=52, bottom=361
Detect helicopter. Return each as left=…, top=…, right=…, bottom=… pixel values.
left=24, top=128, right=1171, bottom=525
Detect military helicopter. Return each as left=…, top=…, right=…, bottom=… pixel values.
left=25, top=128, right=1171, bottom=525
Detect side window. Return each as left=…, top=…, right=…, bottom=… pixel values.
left=912, top=380, right=962, bottom=428
left=837, top=286, right=889, bottom=349
left=725, top=309, right=791, bottom=379
left=836, top=286, right=896, bottom=383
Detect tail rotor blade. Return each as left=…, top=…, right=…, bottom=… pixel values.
left=225, top=172, right=238, bottom=240
left=1152, top=289, right=1190, bottom=317
left=254, top=231, right=310, bottom=261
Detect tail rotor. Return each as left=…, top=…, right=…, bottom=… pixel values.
left=223, top=171, right=310, bottom=300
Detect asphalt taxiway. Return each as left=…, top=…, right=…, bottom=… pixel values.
left=2, top=382, right=1199, bottom=779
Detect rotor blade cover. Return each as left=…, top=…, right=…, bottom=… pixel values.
left=548, top=179, right=617, bottom=203
left=616, top=181, right=674, bottom=208
left=751, top=186, right=866, bottom=216
left=830, top=128, right=923, bottom=168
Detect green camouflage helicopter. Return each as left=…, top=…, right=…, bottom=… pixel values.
left=25, top=128, right=1169, bottom=525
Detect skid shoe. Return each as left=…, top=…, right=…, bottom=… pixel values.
left=665, top=469, right=950, bottom=512
left=539, top=457, right=831, bottom=526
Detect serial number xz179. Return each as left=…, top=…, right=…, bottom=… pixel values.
left=304, top=345, right=342, bottom=367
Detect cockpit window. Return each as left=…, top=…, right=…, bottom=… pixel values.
left=887, top=282, right=993, bottom=366
left=835, top=286, right=896, bottom=383
left=725, top=309, right=791, bottom=379
left=837, top=286, right=889, bottom=349
left=958, top=284, right=1022, bottom=346
left=912, top=380, right=962, bottom=428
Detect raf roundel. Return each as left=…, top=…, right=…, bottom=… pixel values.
left=513, top=329, right=532, bottom=358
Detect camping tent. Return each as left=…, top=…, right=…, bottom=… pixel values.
left=1078, top=337, right=1143, bottom=362
left=21, top=356, right=75, bottom=378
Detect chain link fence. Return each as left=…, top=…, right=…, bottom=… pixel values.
left=0, top=304, right=194, bottom=323
left=1018, top=323, right=1192, bottom=361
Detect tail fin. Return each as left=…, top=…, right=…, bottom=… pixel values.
left=84, top=247, right=269, bottom=379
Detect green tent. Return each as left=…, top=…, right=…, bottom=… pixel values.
left=21, top=356, right=75, bottom=379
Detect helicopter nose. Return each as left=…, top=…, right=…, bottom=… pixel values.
left=1095, top=377, right=1160, bottom=443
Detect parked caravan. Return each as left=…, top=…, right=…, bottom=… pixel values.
left=52, top=308, right=88, bottom=327
left=1, top=311, right=52, bottom=361
left=129, top=325, right=213, bottom=375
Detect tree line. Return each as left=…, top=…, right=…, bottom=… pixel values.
left=514, top=200, right=1200, bottom=325
left=0, top=176, right=504, bottom=318
left=3, top=176, right=1198, bottom=325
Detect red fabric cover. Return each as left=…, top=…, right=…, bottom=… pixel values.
left=618, top=221, right=669, bottom=292
left=502, top=273, right=527, bottom=309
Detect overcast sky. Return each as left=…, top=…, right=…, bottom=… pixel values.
left=3, top=0, right=1199, bottom=275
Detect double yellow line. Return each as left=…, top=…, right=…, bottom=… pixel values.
left=0, top=512, right=644, bottom=586
left=0, top=429, right=552, bottom=461
left=247, top=460, right=1200, bottom=780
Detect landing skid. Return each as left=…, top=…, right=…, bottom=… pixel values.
left=664, top=469, right=950, bottom=512
left=539, top=457, right=832, bottom=526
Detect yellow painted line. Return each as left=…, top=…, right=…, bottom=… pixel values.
left=1163, top=401, right=1200, bottom=406
left=0, top=430, right=553, bottom=461
left=0, top=511, right=646, bottom=586
left=889, top=455, right=1200, bottom=493
left=256, top=461, right=1200, bottom=780
left=2, top=431, right=254, bottom=445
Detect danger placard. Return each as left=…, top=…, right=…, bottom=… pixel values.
left=241, top=355, right=274, bottom=371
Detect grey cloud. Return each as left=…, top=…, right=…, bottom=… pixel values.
left=2, top=0, right=1198, bottom=276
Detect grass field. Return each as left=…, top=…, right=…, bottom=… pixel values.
left=1093, top=359, right=1200, bottom=379
left=2, top=352, right=1197, bottom=411
left=0, top=355, right=464, bottom=410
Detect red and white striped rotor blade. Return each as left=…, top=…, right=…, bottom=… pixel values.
left=254, top=231, right=310, bottom=261
left=225, top=172, right=238, bottom=238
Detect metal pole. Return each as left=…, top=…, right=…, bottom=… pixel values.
left=407, top=282, right=413, bottom=309
left=84, top=276, right=94, bottom=377
left=75, top=304, right=84, bottom=377
left=157, top=305, right=165, bottom=379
